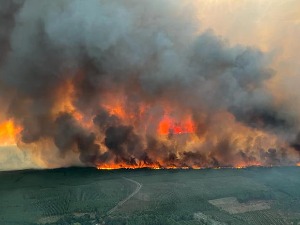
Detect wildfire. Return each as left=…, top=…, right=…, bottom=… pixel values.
left=96, top=160, right=200, bottom=170
left=102, top=96, right=127, bottom=121
left=0, top=120, right=22, bottom=146
left=97, top=163, right=161, bottom=170
left=96, top=165, right=193, bottom=170
left=54, top=79, right=92, bottom=128
left=4, top=73, right=294, bottom=170
left=96, top=164, right=273, bottom=170
left=158, top=114, right=196, bottom=135
left=235, top=161, right=262, bottom=169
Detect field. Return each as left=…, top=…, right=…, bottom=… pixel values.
left=1, top=167, right=300, bottom=225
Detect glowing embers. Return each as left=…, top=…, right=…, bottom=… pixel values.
left=158, top=114, right=196, bottom=135
left=0, top=120, right=22, bottom=146
left=96, top=163, right=161, bottom=170
left=235, top=161, right=262, bottom=169
left=96, top=164, right=194, bottom=170
left=102, top=101, right=127, bottom=121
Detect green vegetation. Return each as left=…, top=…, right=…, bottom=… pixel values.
left=1, top=167, right=300, bottom=224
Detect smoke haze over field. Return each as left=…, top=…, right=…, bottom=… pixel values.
left=0, top=0, right=300, bottom=170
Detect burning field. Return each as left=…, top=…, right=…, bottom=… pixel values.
left=1, top=0, right=300, bottom=170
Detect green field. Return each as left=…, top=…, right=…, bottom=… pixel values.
left=1, top=167, right=300, bottom=225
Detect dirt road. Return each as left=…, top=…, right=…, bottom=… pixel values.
left=107, top=177, right=142, bottom=215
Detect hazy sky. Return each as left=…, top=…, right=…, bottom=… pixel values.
left=196, top=0, right=300, bottom=103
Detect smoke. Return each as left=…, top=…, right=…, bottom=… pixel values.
left=0, top=0, right=299, bottom=169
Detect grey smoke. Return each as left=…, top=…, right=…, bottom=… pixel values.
left=0, top=0, right=299, bottom=168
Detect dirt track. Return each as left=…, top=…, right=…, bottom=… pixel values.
left=107, top=177, right=142, bottom=215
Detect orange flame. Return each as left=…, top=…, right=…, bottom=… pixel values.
left=235, top=161, right=262, bottom=169
left=97, top=163, right=161, bottom=170
left=21, top=75, right=296, bottom=169
left=54, top=79, right=92, bottom=128
left=0, top=120, right=22, bottom=146
left=96, top=164, right=195, bottom=170
left=158, top=114, right=196, bottom=135
left=102, top=101, right=127, bottom=120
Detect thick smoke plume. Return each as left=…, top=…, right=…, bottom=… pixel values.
left=0, top=0, right=299, bottom=169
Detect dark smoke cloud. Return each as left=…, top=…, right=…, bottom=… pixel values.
left=54, top=113, right=100, bottom=164
left=0, top=0, right=23, bottom=64
left=93, top=110, right=120, bottom=132
left=0, top=0, right=299, bottom=168
left=104, top=125, right=143, bottom=164
left=291, top=133, right=300, bottom=152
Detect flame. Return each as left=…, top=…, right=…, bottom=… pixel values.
left=97, top=163, right=161, bottom=170
left=101, top=92, right=150, bottom=126
left=54, top=78, right=92, bottom=128
left=158, top=114, right=196, bottom=135
left=96, top=164, right=195, bottom=170
left=235, top=161, right=262, bottom=169
left=0, top=120, right=22, bottom=146
left=97, top=164, right=272, bottom=170
left=102, top=100, right=127, bottom=120
left=13, top=74, right=296, bottom=170
left=93, top=107, right=290, bottom=169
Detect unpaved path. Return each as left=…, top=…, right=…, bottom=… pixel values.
left=107, top=177, right=142, bottom=215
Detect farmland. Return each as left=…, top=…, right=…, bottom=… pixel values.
left=1, top=167, right=300, bottom=225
